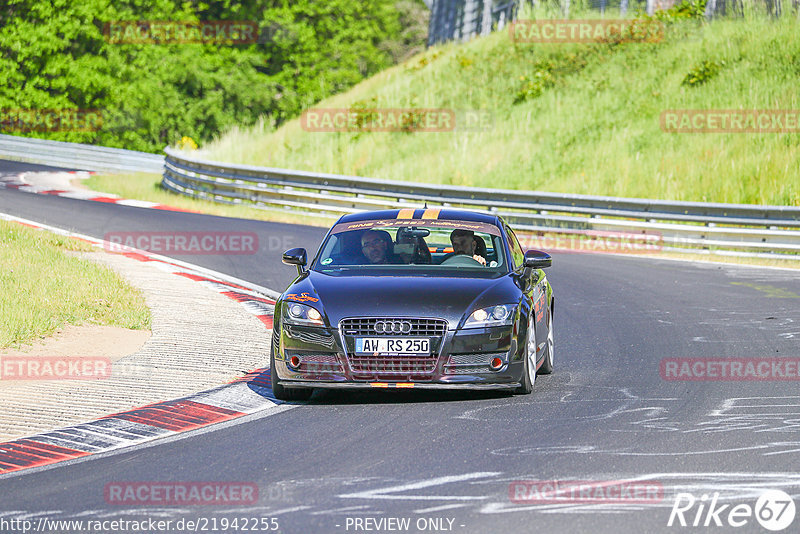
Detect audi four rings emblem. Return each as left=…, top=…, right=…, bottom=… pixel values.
left=374, top=321, right=412, bottom=334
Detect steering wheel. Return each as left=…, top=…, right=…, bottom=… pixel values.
left=440, top=254, right=483, bottom=266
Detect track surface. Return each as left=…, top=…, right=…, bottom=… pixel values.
left=2, top=160, right=800, bottom=533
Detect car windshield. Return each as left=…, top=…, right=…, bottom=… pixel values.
left=312, top=218, right=507, bottom=273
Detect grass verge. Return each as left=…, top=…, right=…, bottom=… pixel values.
left=204, top=12, right=800, bottom=206
left=0, top=220, right=151, bottom=349
left=614, top=250, right=800, bottom=270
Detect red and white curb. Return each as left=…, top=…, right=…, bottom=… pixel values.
left=0, top=173, right=199, bottom=213
left=0, top=214, right=285, bottom=477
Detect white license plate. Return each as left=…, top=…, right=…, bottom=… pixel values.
left=355, top=338, right=430, bottom=355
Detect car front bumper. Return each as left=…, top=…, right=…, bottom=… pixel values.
left=274, top=322, right=525, bottom=389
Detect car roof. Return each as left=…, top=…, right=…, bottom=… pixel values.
left=336, top=208, right=502, bottom=226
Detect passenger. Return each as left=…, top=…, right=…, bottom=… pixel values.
left=450, top=229, right=486, bottom=265
left=361, top=230, right=403, bottom=265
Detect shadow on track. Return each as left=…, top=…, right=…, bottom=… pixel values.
left=240, top=368, right=514, bottom=405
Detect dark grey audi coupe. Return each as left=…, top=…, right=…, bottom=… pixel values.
left=270, top=208, right=554, bottom=400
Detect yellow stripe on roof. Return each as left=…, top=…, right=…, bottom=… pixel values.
left=397, top=209, right=415, bottom=219
left=421, top=208, right=441, bottom=220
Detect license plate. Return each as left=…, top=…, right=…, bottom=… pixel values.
left=355, top=338, right=430, bottom=355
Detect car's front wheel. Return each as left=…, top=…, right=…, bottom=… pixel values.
left=515, top=316, right=537, bottom=394
left=270, top=342, right=313, bottom=401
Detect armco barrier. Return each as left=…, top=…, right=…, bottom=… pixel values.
left=161, top=146, right=800, bottom=260
left=1, top=134, right=798, bottom=260
left=0, top=134, right=163, bottom=174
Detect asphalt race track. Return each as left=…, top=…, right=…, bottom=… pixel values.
left=2, top=160, right=800, bottom=533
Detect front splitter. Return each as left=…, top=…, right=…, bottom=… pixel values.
left=279, top=380, right=520, bottom=390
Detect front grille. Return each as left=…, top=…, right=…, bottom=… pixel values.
left=444, top=353, right=505, bottom=374
left=340, top=317, right=448, bottom=380
left=348, top=354, right=437, bottom=376
left=288, top=352, right=343, bottom=373
left=447, top=365, right=489, bottom=375
left=340, top=317, right=448, bottom=337
left=301, top=353, right=339, bottom=363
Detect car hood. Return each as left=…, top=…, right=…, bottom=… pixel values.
left=283, top=270, right=522, bottom=328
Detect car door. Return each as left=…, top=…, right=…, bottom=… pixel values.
left=506, top=225, right=547, bottom=361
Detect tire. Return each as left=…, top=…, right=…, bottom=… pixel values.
left=538, top=306, right=554, bottom=375
left=270, top=341, right=313, bottom=401
left=515, top=316, right=537, bottom=395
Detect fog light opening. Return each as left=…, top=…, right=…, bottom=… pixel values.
left=490, top=357, right=503, bottom=370
left=289, top=356, right=301, bottom=369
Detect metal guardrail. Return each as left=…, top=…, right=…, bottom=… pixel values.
left=0, top=134, right=163, bottom=174
left=162, top=147, right=800, bottom=260
left=1, top=134, right=797, bottom=260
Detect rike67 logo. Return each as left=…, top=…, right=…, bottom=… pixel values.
left=668, top=490, right=796, bottom=531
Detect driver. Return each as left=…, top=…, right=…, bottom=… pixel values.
left=361, top=230, right=403, bottom=264
left=450, top=229, right=486, bottom=265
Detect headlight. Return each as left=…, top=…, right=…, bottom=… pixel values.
left=283, top=302, right=324, bottom=326
left=463, top=304, right=516, bottom=328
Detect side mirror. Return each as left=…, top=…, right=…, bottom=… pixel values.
left=524, top=249, right=552, bottom=270
left=282, top=247, right=307, bottom=275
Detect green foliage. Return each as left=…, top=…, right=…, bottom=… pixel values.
left=649, top=0, right=708, bottom=20
left=379, top=0, right=430, bottom=63
left=681, top=59, right=725, bottom=86
left=349, top=96, right=381, bottom=136
left=0, top=0, right=427, bottom=152
left=405, top=50, right=443, bottom=71
left=513, top=61, right=555, bottom=104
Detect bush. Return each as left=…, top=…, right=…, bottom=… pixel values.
left=681, top=59, right=725, bottom=86
left=513, top=62, right=556, bottom=104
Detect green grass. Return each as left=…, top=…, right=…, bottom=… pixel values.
left=0, top=221, right=151, bottom=348
left=84, top=172, right=336, bottom=226
left=202, top=12, right=800, bottom=206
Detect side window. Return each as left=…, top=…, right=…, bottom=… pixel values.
left=506, top=226, right=525, bottom=270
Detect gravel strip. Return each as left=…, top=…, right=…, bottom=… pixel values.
left=0, top=249, right=271, bottom=441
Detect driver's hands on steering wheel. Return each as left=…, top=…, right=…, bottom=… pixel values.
left=441, top=253, right=486, bottom=266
